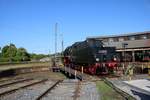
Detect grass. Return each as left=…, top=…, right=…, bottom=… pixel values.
left=96, top=81, right=124, bottom=100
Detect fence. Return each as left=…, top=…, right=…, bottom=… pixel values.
left=116, top=62, right=150, bottom=75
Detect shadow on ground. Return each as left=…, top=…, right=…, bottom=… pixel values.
left=0, top=69, right=16, bottom=78
left=131, top=89, right=150, bottom=100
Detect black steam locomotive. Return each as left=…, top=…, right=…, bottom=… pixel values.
left=63, top=39, right=118, bottom=74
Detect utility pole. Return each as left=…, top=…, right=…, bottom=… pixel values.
left=54, top=23, right=58, bottom=67
left=61, top=33, right=64, bottom=67
left=61, top=33, right=64, bottom=55
left=49, top=50, right=51, bottom=66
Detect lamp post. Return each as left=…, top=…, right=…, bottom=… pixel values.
left=54, top=23, right=58, bottom=67
left=122, top=43, right=128, bottom=62
left=122, top=43, right=128, bottom=74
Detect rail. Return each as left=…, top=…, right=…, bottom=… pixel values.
left=0, top=79, right=48, bottom=97
left=0, top=78, right=33, bottom=88
left=73, top=81, right=81, bottom=100
left=102, top=78, right=136, bottom=100
left=36, top=80, right=63, bottom=100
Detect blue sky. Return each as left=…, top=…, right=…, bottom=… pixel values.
left=0, top=0, right=150, bottom=54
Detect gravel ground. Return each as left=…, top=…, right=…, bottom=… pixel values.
left=0, top=62, right=50, bottom=71
left=0, top=77, right=25, bottom=86
left=42, top=79, right=77, bottom=100
left=79, top=82, right=100, bottom=100
left=0, top=79, right=100, bottom=100
left=0, top=71, right=100, bottom=100
left=0, top=79, right=39, bottom=94
left=0, top=71, right=66, bottom=83
left=13, top=71, right=66, bottom=80
left=0, top=80, right=54, bottom=100
left=42, top=79, right=100, bottom=100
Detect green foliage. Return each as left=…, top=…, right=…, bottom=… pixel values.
left=1, top=44, right=17, bottom=58
left=15, top=48, right=30, bottom=61
left=0, top=43, right=48, bottom=63
left=0, top=58, right=10, bottom=62
left=2, top=45, right=9, bottom=57
left=0, top=44, right=30, bottom=62
left=1, top=44, right=17, bottom=62
left=96, top=81, right=124, bottom=100
left=30, top=53, right=48, bottom=60
left=10, top=44, right=17, bottom=57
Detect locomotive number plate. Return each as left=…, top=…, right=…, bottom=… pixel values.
left=98, top=50, right=107, bottom=54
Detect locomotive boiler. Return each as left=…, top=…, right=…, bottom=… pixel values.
left=63, top=39, right=118, bottom=74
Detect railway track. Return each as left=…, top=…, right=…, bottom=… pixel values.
left=0, top=77, right=105, bottom=100
left=0, top=68, right=131, bottom=100
left=0, top=78, right=33, bottom=88
left=37, top=79, right=100, bottom=100
left=102, top=78, right=136, bottom=100
left=0, top=77, right=24, bottom=83
left=0, top=70, right=60, bottom=84
left=36, top=80, right=63, bottom=100
left=73, top=81, right=81, bottom=100
left=37, top=79, right=79, bottom=100
left=0, top=79, right=65, bottom=100
left=0, top=79, right=48, bottom=97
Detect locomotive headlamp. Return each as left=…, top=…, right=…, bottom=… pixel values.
left=114, top=57, right=117, bottom=61
left=96, top=58, right=99, bottom=62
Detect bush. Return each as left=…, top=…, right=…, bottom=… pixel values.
left=0, top=58, right=10, bottom=62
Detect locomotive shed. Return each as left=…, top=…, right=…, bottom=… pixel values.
left=87, top=31, right=150, bottom=62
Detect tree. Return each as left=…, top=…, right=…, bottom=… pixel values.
left=15, top=47, right=30, bottom=61
left=30, top=53, right=49, bottom=61
left=0, top=44, right=17, bottom=62
left=1, top=44, right=17, bottom=58
left=2, top=45, right=9, bottom=57
left=0, top=43, right=48, bottom=62
left=9, top=44, right=17, bottom=62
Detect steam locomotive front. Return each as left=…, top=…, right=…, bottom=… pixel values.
left=87, top=39, right=118, bottom=74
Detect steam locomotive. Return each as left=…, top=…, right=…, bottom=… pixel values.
left=63, top=39, right=118, bottom=75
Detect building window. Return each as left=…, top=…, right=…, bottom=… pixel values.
left=134, top=35, right=141, bottom=40
left=109, top=38, right=114, bottom=42
left=102, top=38, right=108, bottom=42
left=129, top=36, right=135, bottom=40
left=113, top=37, right=119, bottom=42
left=147, top=34, right=150, bottom=39
left=119, top=37, right=124, bottom=41
left=124, top=37, right=128, bottom=41
left=141, top=35, right=147, bottom=39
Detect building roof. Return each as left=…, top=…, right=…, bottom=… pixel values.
left=87, top=31, right=150, bottom=39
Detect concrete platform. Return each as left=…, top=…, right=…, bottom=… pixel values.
left=109, top=77, right=150, bottom=100
left=124, top=79, right=150, bottom=94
